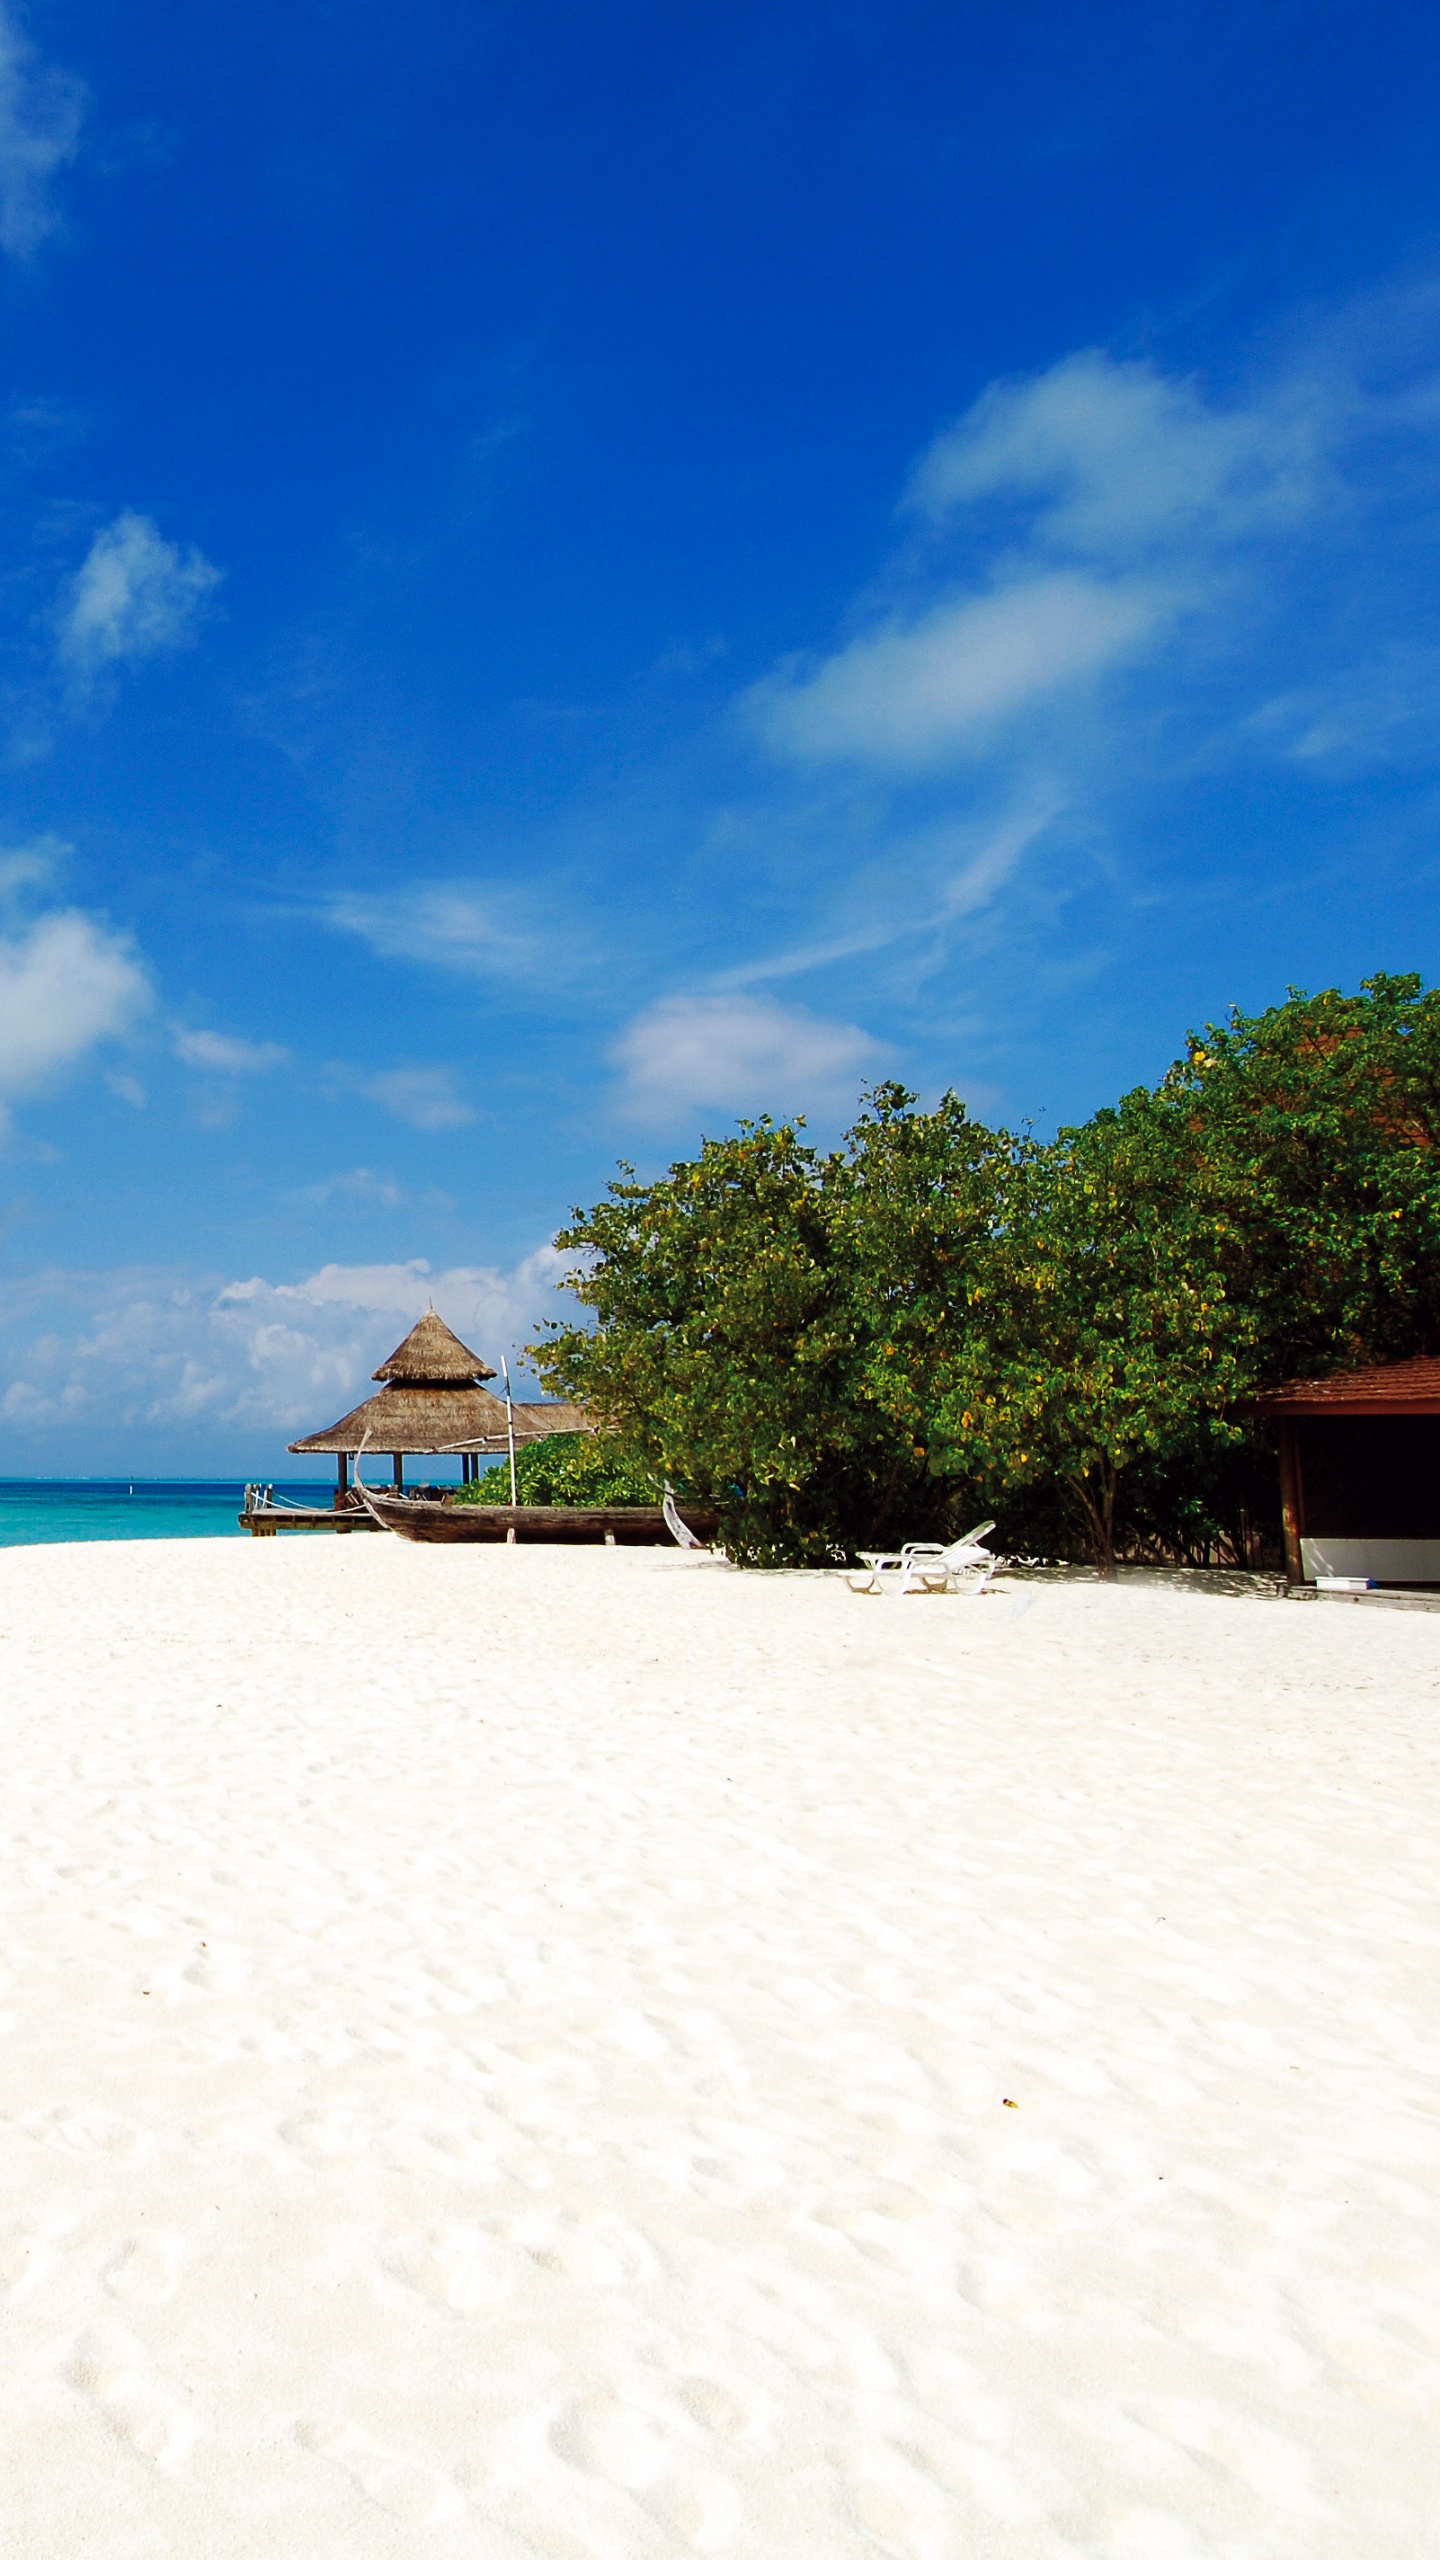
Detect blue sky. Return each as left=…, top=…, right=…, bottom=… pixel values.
left=2, top=0, right=1440, bottom=1471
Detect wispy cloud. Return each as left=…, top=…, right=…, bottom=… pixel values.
left=712, top=800, right=1061, bottom=993
left=281, top=301, right=1440, bottom=1132
left=614, top=992, right=887, bottom=1126
left=0, top=3, right=83, bottom=258
left=754, top=573, right=1168, bottom=768
left=324, top=879, right=588, bottom=992
left=56, top=512, right=223, bottom=681
left=290, top=1167, right=456, bottom=1212
left=173, top=1026, right=289, bottom=1075
left=1247, top=643, right=1440, bottom=777
left=0, top=831, right=68, bottom=899
left=749, top=348, right=1347, bottom=780
left=684, top=310, right=1440, bottom=1049
left=355, top=1066, right=475, bottom=1130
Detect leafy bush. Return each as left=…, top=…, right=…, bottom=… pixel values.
left=453, top=1431, right=659, bottom=1507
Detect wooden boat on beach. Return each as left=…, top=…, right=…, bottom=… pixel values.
left=355, top=1490, right=719, bottom=1546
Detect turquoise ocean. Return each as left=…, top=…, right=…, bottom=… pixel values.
left=0, top=1481, right=337, bottom=1547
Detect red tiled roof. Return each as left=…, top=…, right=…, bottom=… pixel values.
left=1254, top=1354, right=1440, bottom=1415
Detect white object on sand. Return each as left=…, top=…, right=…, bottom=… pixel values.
left=848, top=1519, right=998, bottom=1594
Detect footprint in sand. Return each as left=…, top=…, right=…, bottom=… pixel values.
left=640, top=2467, right=743, bottom=2551
left=552, top=2391, right=669, bottom=2490
left=279, top=2109, right=370, bottom=2167
left=104, top=2229, right=186, bottom=2308
left=674, top=2375, right=763, bottom=2446
left=68, top=2321, right=196, bottom=2468
left=516, top=2211, right=660, bottom=2288
left=181, top=1943, right=252, bottom=1994
left=379, top=2222, right=518, bottom=2315
left=298, top=2420, right=464, bottom=2524
left=0, top=2236, right=44, bottom=2302
left=842, top=2437, right=1018, bottom=2558
left=552, top=2393, right=741, bottom=2549
left=23, top=2104, right=151, bottom=2160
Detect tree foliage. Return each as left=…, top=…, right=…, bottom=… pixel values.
left=925, top=1095, right=1257, bottom=1572
left=534, top=1114, right=961, bottom=1563
left=453, top=1431, right=657, bottom=1506
left=534, top=979, right=1440, bottom=1571
left=1163, top=971, right=1440, bottom=1373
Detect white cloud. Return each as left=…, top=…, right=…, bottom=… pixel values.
left=614, top=992, right=886, bottom=1124
left=358, top=1067, right=474, bottom=1130
left=57, top=512, right=223, bottom=677
left=324, top=881, right=573, bottom=989
left=755, top=572, right=1168, bottom=767
left=173, top=1026, right=289, bottom=1075
left=905, top=348, right=1333, bottom=554
left=0, top=3, right=83, bottom=258
left=230, top=1252, right=568, bottom=1338
left=751, top=348, right=1347, bottom=777
left=0, top=908, right=148, bottom=1112
left=0, top=1248, right=574, bottom=1446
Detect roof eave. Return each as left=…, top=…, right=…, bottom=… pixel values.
left=1253, top=1394, right=1440, bottom=1417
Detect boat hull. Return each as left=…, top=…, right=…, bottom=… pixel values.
left=361, top=1496, right=719, bottom=1546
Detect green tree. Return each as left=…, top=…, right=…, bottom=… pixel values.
left=533, top=1108, right=985, bottom=1563
left=834, top=1082, right=1012, bottom=1447
left=1167, top=972, right=1440, bottom=1374
left=929, top=1092, right=1256, bottom=1575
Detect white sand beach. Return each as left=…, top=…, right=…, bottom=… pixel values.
left=0, top=1538, right=1436, bottom=2558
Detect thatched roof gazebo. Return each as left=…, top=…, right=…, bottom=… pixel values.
left=289, top=1310, right=590, bottom=1492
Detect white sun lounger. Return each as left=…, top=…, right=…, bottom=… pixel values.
left=847, top=1520, right=998, bottom=1596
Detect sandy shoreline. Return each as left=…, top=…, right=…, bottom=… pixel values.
left=0, top=1537, right=1436, bottom=2555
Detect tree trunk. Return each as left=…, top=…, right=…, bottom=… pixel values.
left=1073, top=1461, right=1118, bottom=1577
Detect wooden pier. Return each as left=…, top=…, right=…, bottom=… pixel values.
left=240, top=1487, right=382, bottom=1536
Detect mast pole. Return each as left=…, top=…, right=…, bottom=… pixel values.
left=501, top=1356, right=518, bottom=1508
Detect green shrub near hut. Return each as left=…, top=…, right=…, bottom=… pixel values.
left=453, top=1431, right=659, bottom=1507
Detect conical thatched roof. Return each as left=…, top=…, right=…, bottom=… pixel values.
left=372, top=1310, right=495, bottom=1382
left=288, top=1385, right=591, bottom=1456
left=287, top=1305, right=589, bottom=1456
